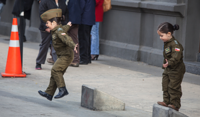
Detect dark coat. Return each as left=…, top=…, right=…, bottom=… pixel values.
left=39, top=0, right=68, bottom=31
left=80, top=0, right=95, bottom=26
left=68, top=0, right=82, bottom=24
left=0, top=0, right=6, bottom=4
left=12, top=0, right=34, bottom=20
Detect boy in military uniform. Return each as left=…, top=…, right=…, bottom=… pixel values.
left=38, top=9, right=78, bottom=101
left=157, top=22, right=185, bottom=111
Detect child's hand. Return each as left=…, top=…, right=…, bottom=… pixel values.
left=74, top=44, right=78, bottom=53
left=67, top=22, right=72, bottom=26
left=45, top=28, right=51, bottom=33
left=163, top=59, right=169, bottom=68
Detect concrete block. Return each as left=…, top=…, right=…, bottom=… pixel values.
left=152, top=104, right=188, bottom=117
left=81, top=85, right=125, bottom=111
left=170, top=109, right=189, bottom=117
left=153, top=104, right=170, bottom=117
left=81, top=85, right=95, bottom=110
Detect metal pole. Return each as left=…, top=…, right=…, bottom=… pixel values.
left=19, top=0, right=24, bottom=68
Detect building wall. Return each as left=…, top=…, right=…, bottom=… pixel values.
left=99, top=0, right=200, bottom=67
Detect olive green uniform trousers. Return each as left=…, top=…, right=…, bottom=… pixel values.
left=162, top=62, right=185, bottom=109
left=45, top=54, right=73, bottom=96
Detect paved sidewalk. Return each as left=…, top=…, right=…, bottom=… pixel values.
left=0, top=35, right=200, bottom=117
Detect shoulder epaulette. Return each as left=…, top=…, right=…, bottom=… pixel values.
left=174, top=40, right=178, bottom=45
left=57, top=28, right=63, bottom=31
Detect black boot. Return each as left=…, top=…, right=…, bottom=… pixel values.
left=38, top=90, right=53, bottom=101
left=54, top=87, right=69, bottom=99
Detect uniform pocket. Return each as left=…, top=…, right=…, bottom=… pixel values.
left=166, top=53, right=171, bottom=57
left=52, top=39, right=57, bottom=45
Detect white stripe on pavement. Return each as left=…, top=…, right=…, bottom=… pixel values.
left=9, top=40, right=20, bottom=47
left=11, top=25, right=18, bottom=32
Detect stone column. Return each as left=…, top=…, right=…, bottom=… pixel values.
left=99, top=0, right=187, bottom=67
left=183, top=0, right=200, bottom=61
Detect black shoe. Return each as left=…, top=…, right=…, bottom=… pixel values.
left=79, top=61, right=88, bottom=65
left=35, top=63, right=42, bottom=70
left=91, top=55, right=99, bottom=60
left=38, top=90, right=53, bottom=101
left=54, top=87, right=69, bottom=99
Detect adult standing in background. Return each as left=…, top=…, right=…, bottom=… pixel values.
left=78, top=0, right=95, bottom=65
left=67, top=0, right=82, bottom=67
left=35, top=0, right=68, bottom=70
left=12, top=0, right=34, bottom=42
left=91, top=0, right=104, bottom=60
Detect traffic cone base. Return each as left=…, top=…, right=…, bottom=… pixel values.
left=1, top=18, right=26, bottom=78
left=1, top=72, right=26, bottom=78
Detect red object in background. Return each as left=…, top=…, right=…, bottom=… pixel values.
left=95, top=0, right=104, bottom=22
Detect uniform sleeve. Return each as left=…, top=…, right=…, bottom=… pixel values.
left=57, top=30, right=75, bottom=50
left=62, top=25, right=71, bottom=33
left=168, top=44, right=182, bottom=67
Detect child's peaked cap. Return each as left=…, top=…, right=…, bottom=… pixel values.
left=41, top=8, right=62, bottom=22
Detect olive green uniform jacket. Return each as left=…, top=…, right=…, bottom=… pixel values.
left=162, top=37, right=185, bottom=109
left=45, top=24, right=75, bottom=96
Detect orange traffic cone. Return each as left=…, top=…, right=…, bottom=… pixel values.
left=1, top=18, right=26, bottom=78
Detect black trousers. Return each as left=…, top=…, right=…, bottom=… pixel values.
left=78, top=24, right=92, bottom=63
left=36, top=31, right=57, bottom=64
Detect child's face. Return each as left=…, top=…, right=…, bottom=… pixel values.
left=157, top=31, right=172, bottom=42
left=46, top=21, right=58, bottom=30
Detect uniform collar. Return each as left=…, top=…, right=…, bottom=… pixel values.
left=51, top=24, right=62, bottom=32
left=165, top=36, right=175, bottom=43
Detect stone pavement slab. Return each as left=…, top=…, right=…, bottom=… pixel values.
left=0, top=35, right=199, bottom=117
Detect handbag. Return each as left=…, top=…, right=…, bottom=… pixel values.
left=103, top=0, right=111, bottom=12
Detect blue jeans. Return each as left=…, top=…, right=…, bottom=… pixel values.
left=91, top=22, right=100, bottom=55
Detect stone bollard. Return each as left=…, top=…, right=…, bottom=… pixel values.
left=81, top=85, right=125, bottom=111
left=152, top=104, right=188, bottom=117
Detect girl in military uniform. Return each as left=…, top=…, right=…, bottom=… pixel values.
left=38, top=9, right=78, bottom=101
left=157, top=22, right=185, bottom=111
